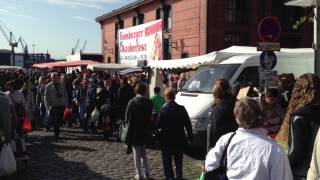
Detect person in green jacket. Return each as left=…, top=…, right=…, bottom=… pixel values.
left=150, top=87, right=165, bottom=126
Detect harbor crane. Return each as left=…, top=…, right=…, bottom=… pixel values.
left=80, top=40, right=86, bottom=54
left=17, top=36, right=28, bottom=54
left=71, top=39, right=80, bottom=55
left=0, top=21, right=18, bottom=66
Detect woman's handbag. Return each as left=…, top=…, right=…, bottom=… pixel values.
left=0, top=143, right=17, bottom=176
left=204, top=132, right=236, bottom=180
left=22, top=117, right=32, bottom=134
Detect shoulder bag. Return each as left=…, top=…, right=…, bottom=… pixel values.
left=204, top=132, right=236, bottom=180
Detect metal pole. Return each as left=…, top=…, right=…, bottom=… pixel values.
left=315, top=1, right=320, bottom=76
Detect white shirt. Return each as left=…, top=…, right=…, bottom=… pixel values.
left=205, top=128, right=293, bottom=180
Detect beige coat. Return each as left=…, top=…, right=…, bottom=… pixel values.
left=308, top=130, right=320, bottom=180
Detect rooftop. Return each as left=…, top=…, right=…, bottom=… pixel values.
left=95, top=0, right=154, bottom=23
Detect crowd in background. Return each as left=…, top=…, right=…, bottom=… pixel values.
left=1, top=67, right=320, bottom=179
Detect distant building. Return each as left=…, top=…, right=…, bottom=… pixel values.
left=96, top=0, right=312, bottom=63
left=66, top=53, right=103, bottom=62
left=0, top=49, right=51, bottom=68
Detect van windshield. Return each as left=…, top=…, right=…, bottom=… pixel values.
left=181, top=64, right=240, bottom=94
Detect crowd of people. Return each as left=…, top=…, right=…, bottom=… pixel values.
left=1, top=67, right=320, bottom=180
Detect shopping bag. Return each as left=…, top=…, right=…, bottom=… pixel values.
left=120, top=124, right=128, bottom=142
left=0, top=143, right=17, bottom=176
left=63, top=107, right=72, bottom=121
left=91, top=107, right=100, bottom=122
left=197, top=172, right=205, bottom=180
left=22, top=117, right=32, bottom=134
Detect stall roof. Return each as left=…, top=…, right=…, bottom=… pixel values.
left=148, top=51, right=237, bottom=70
left=87, top=63, right=136, bottom=71
left=284, top=0, right=316, bottom=7
left=33, top=60, right=101, bottom=69
left=119, top=67, right=143, bottom=75
left=0, top=65, right=24, bottom=70
left=148, top=46, right=314, bottom=70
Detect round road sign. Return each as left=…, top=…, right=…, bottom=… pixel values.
left=260, top=51, right=277, bottom=71
left=258, top=16, right=281, bottom=42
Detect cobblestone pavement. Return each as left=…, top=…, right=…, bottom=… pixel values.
left=9, top=127, right=203, bottom=180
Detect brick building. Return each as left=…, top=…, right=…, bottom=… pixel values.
left=96, top=0, right=312, bottom=63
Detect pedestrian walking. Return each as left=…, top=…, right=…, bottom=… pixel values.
left=277, top=73, right=320, bottom=179
left=150, top=86, right=165, bottom=127
left=209, top=79, right=237, bottom=148
left=157, top=87, right=193, bottom=180
left=36, top=76, right=48, bottom=129
left=117, top=76, right=134, bottom=122
left=205, top=97, right=293, bottom=180
left=21, top=82, right=36, bottom=126
left=125, top=83, right=153, bottom=180
left=44, top=72, right=68, bottom=138
left=260, top=88, right=284, bottom=139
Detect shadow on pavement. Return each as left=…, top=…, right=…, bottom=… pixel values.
left=6, top=134, right=112, bottom=180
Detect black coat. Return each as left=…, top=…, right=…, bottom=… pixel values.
left=209, top=98, right=237, bottom=148
left=288, top=104, right=320, bottom=178
left=157, top=101, right=193, bottom=149
left=118, top=83, right=134, bottom=116
left=125, top=95, right=153, bottom=146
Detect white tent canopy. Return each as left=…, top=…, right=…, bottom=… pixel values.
left=148, top=51, right=237, bottom=70
left=285, top=0, right=316, bottom=7
left=148, top=46, right=314, bottom=70
left=87, top=63, right=135, bottom=71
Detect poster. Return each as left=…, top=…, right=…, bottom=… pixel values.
left=118, top=19, right=162, bottom=65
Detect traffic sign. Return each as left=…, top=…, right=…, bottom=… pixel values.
left=260, top=70, right=278, bottom=87
left=260, top=51, right=277, bottom=71
left=257, top=42, right=280, bottom=51
left=258, top=16, right=281, bottom=42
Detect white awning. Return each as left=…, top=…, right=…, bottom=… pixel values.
left=87, top=63, right=136, bottom=71
left=285, top=0, right=316, bottom=7
left=148, top=51, right=236, bottom=70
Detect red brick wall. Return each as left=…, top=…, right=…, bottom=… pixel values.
left=99, top=0, right=206, bottom=63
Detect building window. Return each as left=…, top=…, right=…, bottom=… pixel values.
left=164, top=5, right=172, bottom=31
left=107, top=57, right=111, bottom=63
left=115, top=19, right=124, bottom=39
left=225, top=0, right=249, bottom=24
left=164, top=38, right=172, bottom=60
left=181, top=53, right=189, bottom=58
left=156, top=8, right=162, bottom=20
left=138, top=13, right=144, bottom=24
left=224, top=32, right=248, bottom=47
left=133, top=16, right=137, bottom=26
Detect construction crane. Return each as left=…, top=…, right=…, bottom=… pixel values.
left=0, top=21, right=18, bottom=66
left=71, top=39, right=80, bottom=55
left=17, top=36, right=28, bottom=54
left=80, top=40, right=86, bottom=54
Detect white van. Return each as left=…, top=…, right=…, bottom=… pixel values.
left=175, top=48, right=314, bottom=148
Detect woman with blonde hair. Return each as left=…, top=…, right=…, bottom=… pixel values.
left=277, top=73, right=320, bottom=179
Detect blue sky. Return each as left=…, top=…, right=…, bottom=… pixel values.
left=0, top=0, right=135, bottom=59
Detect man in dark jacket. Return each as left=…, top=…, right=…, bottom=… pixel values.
left=117, top=76, right=134, bottom=121
left=125, top=83, right=153, bottom=180
left=83, top=74, right=97, bottom=132
left=157, top=87, right=193, bottom=180
left=288, top=104, right=320, bottom=179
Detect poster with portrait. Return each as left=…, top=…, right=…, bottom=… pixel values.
left=118, top=20, right=163, bottom=65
